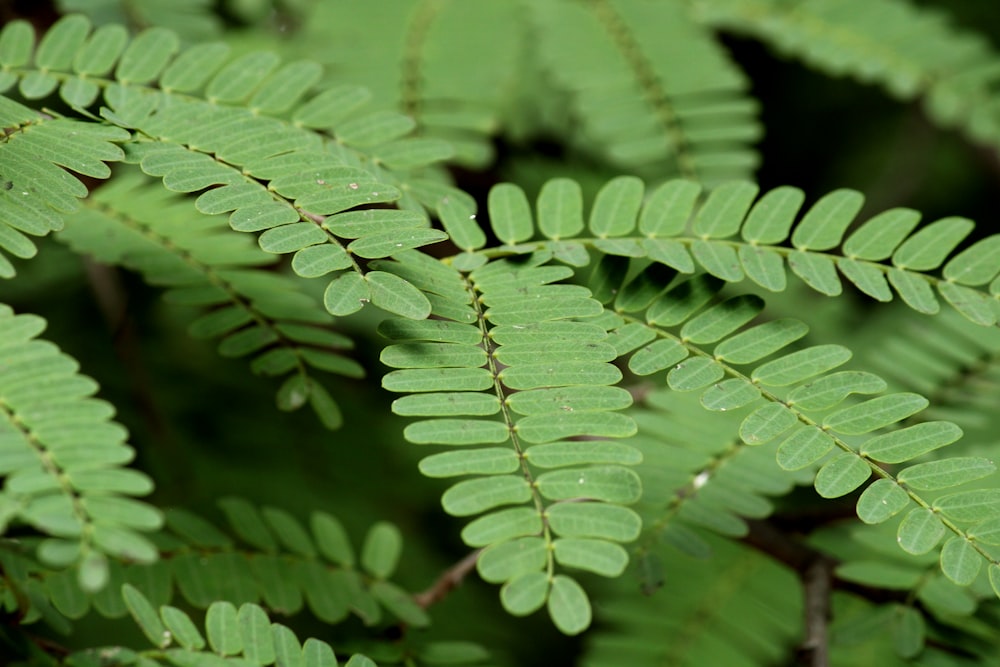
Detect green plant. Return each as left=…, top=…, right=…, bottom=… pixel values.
left=2, top=1, right=1000, bottom=665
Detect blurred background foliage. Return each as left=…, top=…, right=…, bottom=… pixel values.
left=1, top=0, right=999, bottom=665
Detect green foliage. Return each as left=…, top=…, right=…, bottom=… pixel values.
left=3, top=2, right=1000, bottom=666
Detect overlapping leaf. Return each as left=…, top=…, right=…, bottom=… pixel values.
left=464, top=178, right=1000, bottom=326
left=3, top=499, right=427, bottom=632
left=57, top=172, right=358, bottom=429
left=529, top=0, right=760, bottom=184
left=119, top=585, right=379, bottom=665
left=0, top=14, right=457, bottom=319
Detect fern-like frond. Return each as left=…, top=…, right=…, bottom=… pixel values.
left=1, top=498, right=429, bottom=633
left=593, top=269, right=1000, bottom=599
left=57, top=171, right=359, bottom=428
left=0, top=92, right=127, bottom=277
left=464, top=177, right=1000, bottom=326
left=695, top=0, right=1000, bottom=154
left=626, top=389, right=799, bottom=590
left=528, top=0, right=760, bottom=184
left=297, top=0, right=523, bottom=169
left=376, top=249, right=640, bottom=635
left=812, top=520, right=1000, bottom=659
left=0, top=15, right=460, bottom=316
left=583, top=534, right=802, bottom=667
left=856, top=307, right=1000, bottom=438
left=109, top=585, right=378, bottom=665
left=0, top=304, right=161, bottom=594
left=55, top=0, right=222, bottom=41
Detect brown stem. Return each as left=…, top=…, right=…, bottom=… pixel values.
left=413, top=549, right=482, bottom=609
left=796, top=557, right=833, bottom=667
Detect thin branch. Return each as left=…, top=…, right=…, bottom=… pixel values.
left=796, top=557, right=833, bottom=667
left=413, top=549, right=482, bottom=609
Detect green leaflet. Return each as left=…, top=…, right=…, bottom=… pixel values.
left=943, top=235, right=1000, bottom=285
left=538, top=177, right=585, bottom=240
left=786, top=371, right=886, bottom=410
left=360, top=522, right=402, bottom=579
left=239, top=603, right=276, bottom=665
left=501, top=361, right=622, bottom=389
left=524, top=442, right=643, bottom=468
left=123, top=584, right=169, bottom=648
left=775, top=427, right=835, bottom=471
left=837, top=259, right=892, bottom=301
left=461, top=508, right=543, bottom=547
left=546, top=503, right=641, bottom=542
left=739, top=403, right=797, bottom=445
left=860, top=422, right=963, bottom=463
left=898, top=457, right=997, bottom=491
left=419, top=448, right=520, bottom=477
left=667, top=357, right=725, bottom=391
left=752, top=344, right=851, bottom=387
left=548, top=575, right=592, bottom=635
left=693, top=181, right=759, bottom=239
left=590, top=176, right=644, bottom=238
left=335, top=110, right=415, bottom=147
left=489, top=183, right=534, bottom=244
left=501, top=571, right=549, bottom=616
left=814, top=452, right=871, bottom=498
left=892, top=216, right=974, bottom=271
left=843, top=208, right=921, bottom=260
left=887, top=269, right=939, bottom=314
left=536, top=467, right=642, bottom=503
left=206, top=601, right=242, bottom=655
left=404, top=419, right=510, bottom=445
left=680, top=295, right=764, bottom=344
left=932, top=490, right=1000, bottom=522
left=690, top=241, right=744, bottom=282
left=439, top=195, right=486, bottom=251
left=713, top=318, right=808, bottom=364
left=897, top=508, right=946, bottom=555
left=791, top=188, right=864, bottom=251
left=788, top=251, right=842, bottom=295
left=739, top=245, right=787, bottom=291
left=639, top=179, right=700, bottom=237
left=700, top=378, right=761, bottom=411
left=856, top=479, right=909, bottom=525
left=477, top=537, right=546, bottom=583
left=939, top=538, right=981, bottom=586
left=442, top=476, right=533, bottom=516
left=741, top=185, right=804, bottom=244
left=823, top=393, right=928, bottom=435
left=161, top=605, right=205, bottom=650
left=628, top=338, right=689, bottom=376
left=552, top=538, right=629, bottom=577
left=892, top=606, right=926, bottom=659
